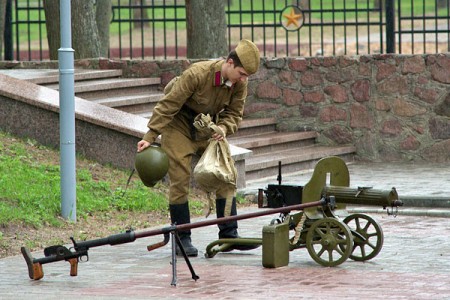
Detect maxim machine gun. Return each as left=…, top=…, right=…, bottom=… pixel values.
left=21, top=156, right=402, bottom=285
left=205, top=156, right=403, bottom=268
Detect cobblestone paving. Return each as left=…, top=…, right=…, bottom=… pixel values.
left=1, top=212, right=450, bottom=300
left=1, top=162, right=449, bottom=299
left=243, top=162, right=450, bottom=198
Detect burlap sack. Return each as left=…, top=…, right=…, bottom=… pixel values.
left=194, top=139, right=237, bottom=192
left=193, top=138, right=237, bottom=217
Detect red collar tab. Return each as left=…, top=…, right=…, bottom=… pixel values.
left=214, top=71, right=222, bottom=86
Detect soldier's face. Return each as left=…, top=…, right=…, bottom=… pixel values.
left=227, top=59, right=249, bottom=83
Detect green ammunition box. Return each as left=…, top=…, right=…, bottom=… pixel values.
left=262, top=220, right=289, bottom=268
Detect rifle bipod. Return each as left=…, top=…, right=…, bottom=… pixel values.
left=146, top=228, right=199, bottom=286
left=171, top=231, right=199, bottom=285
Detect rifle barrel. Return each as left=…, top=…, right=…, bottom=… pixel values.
left=134, top=199, right=325, bottom=239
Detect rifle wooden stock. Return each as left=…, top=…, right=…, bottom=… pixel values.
left=21, top=247, right=44, bottom=280
left=68, top=258, right=78, bottom=276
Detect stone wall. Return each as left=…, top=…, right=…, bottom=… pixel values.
left=96, top=54, right=450, bottom=162
left=246, top=54, right=450, bottom=162
left=2, top=53, right=449, bottom=162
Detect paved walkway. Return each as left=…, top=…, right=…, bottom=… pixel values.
left=1, top=162, right=449, bottom=299
left=243, top=161, right=450, bottom=198
left=242, top=161, right=450, bottom=217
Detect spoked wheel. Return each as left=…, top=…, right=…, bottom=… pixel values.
left=306, top=218, right=353, bottom=267
left=342, top=213, right=384, bottom=261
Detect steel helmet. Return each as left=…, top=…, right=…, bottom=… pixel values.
left=134, top=146, right=169, bottom=187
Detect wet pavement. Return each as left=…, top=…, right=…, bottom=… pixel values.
left=1, top=161, right=449, bottom=299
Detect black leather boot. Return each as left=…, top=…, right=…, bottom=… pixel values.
left=169, top=203, right=198, bottom=257
left=216, top=198, right=260, bottom=251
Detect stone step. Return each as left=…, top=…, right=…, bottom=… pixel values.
left=234, top=117, right=277, bottom=137
left=72, top=69, right=124, bottom=82
left=78, top=78, right=161, bottom=99
left=245, top=145, right=356, bottom=181
left=133, top=115, right=279, bottom=133
left=0, top=69, right=124, bottom=84
left=228, top=131, right=317, bottom=155
left=136, top=114, right=277, bottom=132
left=137, top=111, right=152, bottom=119
left=45, top=77, right=161, bottom=98
left=90, top=92, right=163, bottom=114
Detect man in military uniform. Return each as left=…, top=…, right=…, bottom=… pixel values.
left=137, top=40, right=260, bottom=257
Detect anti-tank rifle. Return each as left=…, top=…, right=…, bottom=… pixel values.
left=21, top=199, right=326, bottom=285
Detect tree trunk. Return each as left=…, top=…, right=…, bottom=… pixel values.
left=0, top=0, right=7, bottom=58
left=133, top=0, right=149, bottom=28
left=437, top=0, right=448, bottom=9
left=72, top=0, right=100, bottom=59
left=96, top=0, right=112, bottom=57
left=185, top=0, right=227, bottom=59
left=374, top=0, right=385, bottom=10
left=43, top=0, right=60, bottom=60
left=298, top=0, right=309, bottom=10
left=297, top=0, right=309, bottom=20
left=44, top=0, right=101, bottom=60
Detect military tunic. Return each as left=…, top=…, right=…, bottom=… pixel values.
left=142, top=60, right=247, bottom=204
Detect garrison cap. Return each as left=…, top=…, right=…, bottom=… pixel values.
left=235, top=39, right=260, bottom=75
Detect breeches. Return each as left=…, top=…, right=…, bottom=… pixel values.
left=161, top=126, right=236, bottom=205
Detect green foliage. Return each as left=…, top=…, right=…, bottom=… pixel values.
left=0, top=131, right=199, bottom=228
left=188, top=198, right=205, bottom=216
left=14, top=1, right=448, bottom=47
left=0, top=140, right=61, bottom=227
left=236, top=194, right=246, bottom=205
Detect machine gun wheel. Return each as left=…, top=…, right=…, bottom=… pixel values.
left=306, top=218, right=353, bottom=267
left=341, top=213, right=384, bottom=261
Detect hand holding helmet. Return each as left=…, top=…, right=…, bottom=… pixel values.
left=134, top=146, right=169, bottom=187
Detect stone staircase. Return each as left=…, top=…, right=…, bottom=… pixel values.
left=5, top=68, right=356, bottom=184
left=228, top=120, right=355, bottom=181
